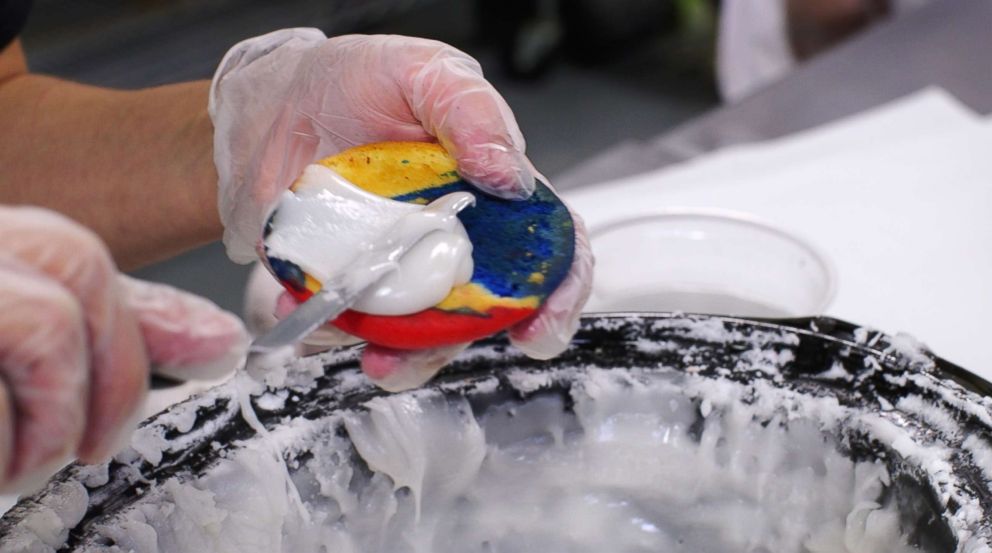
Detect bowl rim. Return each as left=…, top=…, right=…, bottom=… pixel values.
left=587, top=207, right=840, bottom=316
left=4, top=313, right=991, bottom=551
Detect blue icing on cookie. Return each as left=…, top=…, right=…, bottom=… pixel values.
left=391, top=179, right=574, bottom=300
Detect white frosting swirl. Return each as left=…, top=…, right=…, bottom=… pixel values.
left=264, top=164, right=474, bottom=315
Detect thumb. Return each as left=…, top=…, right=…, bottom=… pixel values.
left=361, top=342, right=470, bottom=392
left=120, top=275, right=249, bottom=381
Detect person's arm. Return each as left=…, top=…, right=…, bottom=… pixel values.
left=0, top=40, right=219, bottom=270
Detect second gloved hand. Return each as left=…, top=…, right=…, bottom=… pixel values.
left=0, top=207, right=249, bottom=493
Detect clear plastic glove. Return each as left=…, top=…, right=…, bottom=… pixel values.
left=257, top=186, right=591, bottom=391
left=213, top=30, right=592, bottom=390
left=0, top=207, right=249, bottom=493
left=210, top=29, right=535, bottom=264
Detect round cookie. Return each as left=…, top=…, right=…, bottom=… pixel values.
left=262, top=142, right=575, bottom=349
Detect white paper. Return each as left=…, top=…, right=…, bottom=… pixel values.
left=568, top=89, right=992, bottom=379
left=615, top=88, right=983, bottom=194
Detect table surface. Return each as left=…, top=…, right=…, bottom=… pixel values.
left=557, top=0, right=992, bottom=191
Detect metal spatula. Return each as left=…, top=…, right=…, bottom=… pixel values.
left=248, top=246, right=404, bottom=356
left=249, top=190, right=475, bottom=356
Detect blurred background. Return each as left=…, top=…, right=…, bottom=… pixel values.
left=19, top=0, right=720, bottom=314
left=19, top=0, right=989, bottom=323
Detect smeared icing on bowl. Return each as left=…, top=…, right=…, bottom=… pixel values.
left=2, top=315, right=990, bottom=552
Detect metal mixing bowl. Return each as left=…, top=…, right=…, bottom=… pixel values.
left=1, top=314, right=990, bottom=551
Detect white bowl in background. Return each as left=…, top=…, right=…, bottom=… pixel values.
left=585, top=209, right=837, bottom=318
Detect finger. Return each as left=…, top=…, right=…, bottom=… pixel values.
left=398, top=39, right=534, bottom=199
left=244, top=262, right=286, bottom=338
left=0, top=381, right=12, bottom=486
left=361, top=342, right=470, bottom=392
left=273, top=291, right=363, bottom=347
left=210, top=28, right=329, bottom=264
left=509, top=204, right=594, bottom=359
left=0, top=207, right=149, bottom=463
left=120, top=275, right=249, bottom=381
left=0, top=261, right=87, bottom=492
left=78, top=288, right=147, bottom=463
left=272, top=289, right=300, bottom=320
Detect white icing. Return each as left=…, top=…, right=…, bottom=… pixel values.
left=963, top=435, right=992, bottom=488
left=9, top=318, right=991, bottom=553
left=70, top=371, right=936, bottom=553
left=2, top=481, right=88, bottom=552
left=256, top=390, right=288, bottom=412
left=265, top=165, right=475, bottom=315
left=77, top=465, right=110, bottom=489
left=130, top=426, right=170, bottom=467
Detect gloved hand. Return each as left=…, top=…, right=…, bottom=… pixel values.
left=212, top=30, right=592, bottom=390
left=210, top=29, right=535, bottom=264
left=0, top=206, right=249, bottom=493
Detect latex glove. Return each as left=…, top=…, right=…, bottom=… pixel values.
left=213, top=30, right=592, bottom=390
left=210, top=29, right=535, bottom=264
left=0, top=207, right=248, bottom=493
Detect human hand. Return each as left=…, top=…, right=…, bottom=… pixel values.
left=0, top=207, right=248, bottom=492
left=210, top=30, right=535, bottom=264
left=212, top=30, right=592, bottom=390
